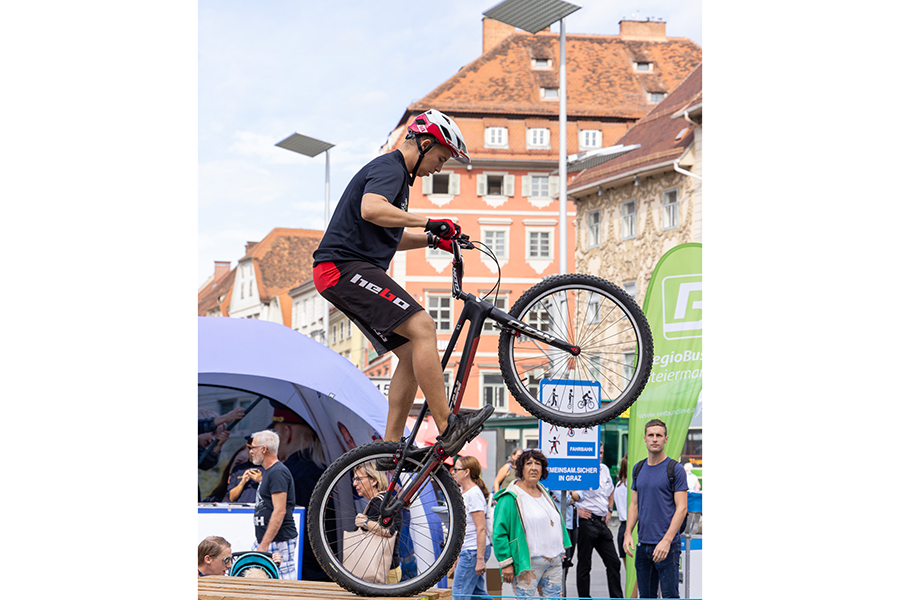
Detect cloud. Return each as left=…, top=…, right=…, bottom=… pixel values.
left=198, top=159, right=289, bottom=208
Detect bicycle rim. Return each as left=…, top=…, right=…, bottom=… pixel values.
left=307, top=442, right=465, bottom=596
left=500, top=274, right=653, bottom=428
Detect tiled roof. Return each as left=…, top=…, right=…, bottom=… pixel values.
left=568, top=62, right=702, bottom=192
left=198, top=227, right=323, bottom=316
left=198, top=267, right=235, bottom=316
left=400, top=31, right=701, bottom=121
left=240, top=227, right=323, bottom=304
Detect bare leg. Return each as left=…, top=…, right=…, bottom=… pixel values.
left=383, top=311, right=450, bottom=441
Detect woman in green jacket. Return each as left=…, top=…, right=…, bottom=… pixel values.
left=492, top=449, right=571, bottom=598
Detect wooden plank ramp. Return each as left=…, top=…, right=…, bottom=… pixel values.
left=198, top=577, right=453, bottom=600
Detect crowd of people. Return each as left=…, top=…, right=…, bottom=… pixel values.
left=198, top=401, right=698, bottom=597
left=460, top=418, right=696, bottom=599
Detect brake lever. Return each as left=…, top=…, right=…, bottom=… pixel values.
left=457, top=234, right=474, bottom=250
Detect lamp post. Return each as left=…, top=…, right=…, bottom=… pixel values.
left=276, top=132, right=336, bottom=347
left=483, top=0, right=581, bottom=274
left=275, top=132, right=336, bottom=228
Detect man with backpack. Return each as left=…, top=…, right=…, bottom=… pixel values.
left=623, top=419, right=688, bottom=598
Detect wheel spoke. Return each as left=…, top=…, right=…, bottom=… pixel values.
left=500, top=277, right=653, bottom=428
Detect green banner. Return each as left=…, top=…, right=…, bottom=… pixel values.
left=624, top=243, right=702, bottom=597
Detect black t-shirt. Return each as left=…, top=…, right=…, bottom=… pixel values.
left=364, top=493, right=401, bottom=569
left=313, top=150, right=410, bottom=271
left=254, top=461, right=298, bottom=542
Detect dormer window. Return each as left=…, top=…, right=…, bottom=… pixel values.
left=485, top=126, right=508, bottom=148
left=636, top=62, right=652, bottom=71
left=532, top=58, right=552, bottom=68
left=527, top=127, right=550, bottom=149
left=649, top=92, right=666, bottom=103
left=541, top=87, right=559, bottom=100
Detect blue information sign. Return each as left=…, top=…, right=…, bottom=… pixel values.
left=539, top=379, right=602, bottom=490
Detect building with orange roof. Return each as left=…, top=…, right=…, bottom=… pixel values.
left=198, top=261, right=236, bottom=317
left=201, top=227, right=323, bottom=324
left=568, top=63, right=702, bottom=308
left=377, top=18, right=701, bottom=442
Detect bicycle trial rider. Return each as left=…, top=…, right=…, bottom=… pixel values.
left=312, top=109, right=494, bottom=466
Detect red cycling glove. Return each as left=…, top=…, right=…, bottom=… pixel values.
left=425, top=218, right=461, bottom=240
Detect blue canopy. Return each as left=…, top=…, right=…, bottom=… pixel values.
left=198, top=316, right=389, bottom=464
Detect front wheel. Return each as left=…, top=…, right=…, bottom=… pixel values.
left=499, top=274, right=653, bottom=428
left=307, top=441, right=465, bottom=596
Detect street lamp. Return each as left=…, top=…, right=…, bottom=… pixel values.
left=483, top=0, right=581, bottom=274
left=275, top=132, right=336, bottom=229
left=276, top=132, right=336, bottom=348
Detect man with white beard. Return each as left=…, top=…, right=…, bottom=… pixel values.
left=247, top=430, right=298, bottom=579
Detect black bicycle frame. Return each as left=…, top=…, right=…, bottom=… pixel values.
left=381, top=242, right=579, bottom=516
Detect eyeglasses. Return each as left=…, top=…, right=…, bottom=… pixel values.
left=352, top=475, right=372, bottom=484
left=451, top=465, right=466, bottom=473
left=246, top=444, right=263, bottom=450
left=220, top=555, right=233, bottom=566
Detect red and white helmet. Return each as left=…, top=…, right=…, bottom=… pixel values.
left=407, top=109, right=470, bottom=163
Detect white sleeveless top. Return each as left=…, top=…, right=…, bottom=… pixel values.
left=516, top=484, right=565, bottom=558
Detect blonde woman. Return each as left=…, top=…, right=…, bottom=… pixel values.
left=352, top=461, right=402, bottom=583
left=452, top=456, right=492, bottom=600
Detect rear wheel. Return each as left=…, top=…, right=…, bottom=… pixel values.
left=307, top=441, right=465, bottom=596
left=499, top=274, right=653, bottom=428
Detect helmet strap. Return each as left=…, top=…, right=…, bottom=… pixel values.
left=408, top=135, right=435, bottom=186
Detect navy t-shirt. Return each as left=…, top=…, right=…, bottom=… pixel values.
left=313, top=150, right=410, bottom=272
left=631, top=457, right=688, bottom=546
left=254, top=461, right=298, bottom=543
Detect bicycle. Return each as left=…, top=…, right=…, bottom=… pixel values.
left=307, top=238, right=653, bottom=596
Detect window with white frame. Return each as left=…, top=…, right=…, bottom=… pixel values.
left=482, top=373, right=507, bottom=410
left=483, top=229, right=507, bottom=259
left=663, top=189, right=678, bottom=229
left=531, top=175, right=549, bottom=197
left=541, top=88, right=559, bottom=99
left=622, top=200, right=636, bottom=240
left=587, top=297, right=603, bottom=324
left=521, top=174, right=558, bottom=205
left=588, top=210, right=601, bottom=247
left=485, top=127, right=508, bottom=148
left=636, top=62, right=651, bottom=71
left=421, top=172, right=461, bottom=199
left=650, top=92, right=666, bottom=103
left=444, top=371, right=453, bottom=401
left=580, top=129, right=602, bottom=150
left=527, top=127, right=550, bottom=149
left=525, top=303, right=550, bottom=333
left=532, top=58, right=551, bottom=68
left=528, top=231, right=551, bottom=258
left=431, top=174, right=449, bottom=194
left=623, top=281, right=637, bottom=298
left=339, top=320, right=344, bottom=341
left=427, top=294, right=452, bottom=332
left=481, top=295, right=507, bottom=334
left=477, top=173, right=515, bottom=198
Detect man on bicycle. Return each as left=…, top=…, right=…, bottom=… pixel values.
left=312, top=109, right=493, bottom=466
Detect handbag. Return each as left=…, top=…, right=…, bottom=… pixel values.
left=342, top=494, right=396, bottom=583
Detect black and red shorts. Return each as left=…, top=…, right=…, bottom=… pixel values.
left=313, top=260, right=423, bottom=355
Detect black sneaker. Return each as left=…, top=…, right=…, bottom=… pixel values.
left=375, top=445, right=432, bottom=471
left=436, top=405, right=494, bottom=456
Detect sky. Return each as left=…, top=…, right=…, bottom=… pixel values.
left=198, top=0, right=702, bottom=287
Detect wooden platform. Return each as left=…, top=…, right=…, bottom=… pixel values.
left=198, top=577, right=453, bottom=600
